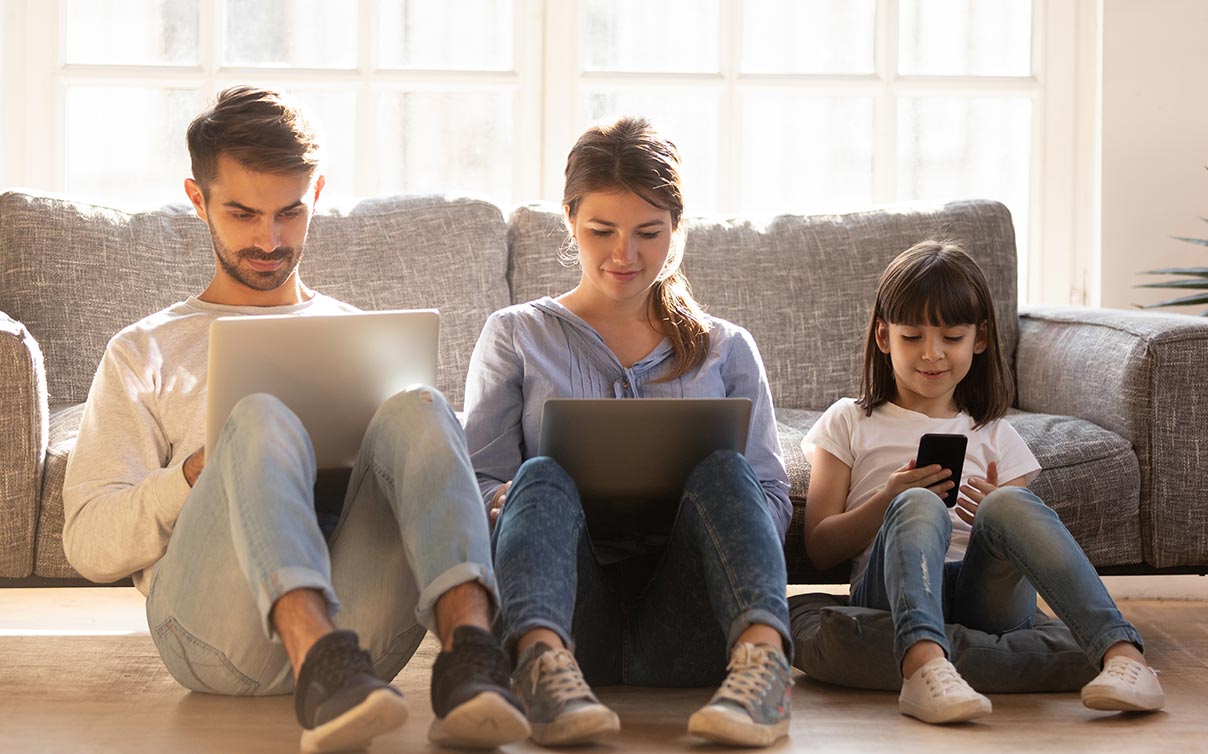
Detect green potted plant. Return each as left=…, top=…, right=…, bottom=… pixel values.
left=1138, top=171, right=1208, bottom=315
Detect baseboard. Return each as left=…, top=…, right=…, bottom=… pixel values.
left=1102, top=575, right=1208, bottom=600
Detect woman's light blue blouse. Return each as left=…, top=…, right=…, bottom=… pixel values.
left=462, top=296, right=792, bottom=540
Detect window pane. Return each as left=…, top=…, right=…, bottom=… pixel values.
left=64, top=86, right=200, bottom=206
left=379, top=0, right=513, bottom=70
left=741, top=0, right=874, bottom=74
left=897, top=96, right=1031, bottom=258
left=899, top=0, right=1032, bottom=76
left=225, top=0, right=356, bottom=68
left=582, top=92, right=720, bottom=213
left=278, top=88, right=358, bottom=200
left=65, top=0, right=198, bottom=65
left=739, top=93, right=874, bottom=214
left=583, top=0, right=719, bottom=73
left=375, top=92, right=514, bottom=201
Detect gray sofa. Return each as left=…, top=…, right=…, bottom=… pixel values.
left=3, top=189, right=1207, bottom=585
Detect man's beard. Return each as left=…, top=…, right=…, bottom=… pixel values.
left=209, top=223, right=303, bottom=292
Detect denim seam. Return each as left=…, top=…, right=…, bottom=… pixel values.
left=681, top=490, right=749, bottom=619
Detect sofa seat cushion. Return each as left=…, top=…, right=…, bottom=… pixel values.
left=34, top=404, right=85, bottom=579
left=774, top=407, right=1142, bottom=580
left=789, top=592, right=1097, bottom=692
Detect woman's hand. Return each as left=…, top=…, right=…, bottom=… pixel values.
left=955, top=461, right=999, bottom=525
left=489, top=481, right=512, bottom=527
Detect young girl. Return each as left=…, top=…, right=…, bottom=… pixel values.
left=804, top=241, right=1165, bottom=724
left=462, top=116, right=793, bottom=747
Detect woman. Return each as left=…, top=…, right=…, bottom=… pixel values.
left=463, top=116, right=793, bottom=748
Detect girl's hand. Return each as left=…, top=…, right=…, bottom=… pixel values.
left=881, top=459, right=953, bottom=504
left=955, top=461, right=999, bottom=525
left=488, top=480, right=512, bottom=527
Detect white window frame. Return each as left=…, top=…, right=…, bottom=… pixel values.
left=1, top=0, right=1097, bottom=306
left=0, top=0, right=545, bottom=202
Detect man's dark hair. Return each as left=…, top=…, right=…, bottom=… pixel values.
left=186, top=86, right=323, bottom=196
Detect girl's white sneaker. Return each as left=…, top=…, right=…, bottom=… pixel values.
left=1081, top=656, right=1165, bottom=712
left=898, top=657, right=991, bottom=724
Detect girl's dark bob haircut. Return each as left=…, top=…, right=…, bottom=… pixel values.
left=857, top=240, right=1013, bottom=427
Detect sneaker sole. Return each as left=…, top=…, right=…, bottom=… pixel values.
left=530, top=705, right=621, bottom=746
left=428, top=690, right=532, bottom=748
left=1081, top=689, right=1166, bottom=712
left=899, top=696, right=992, bottom=725
left=300, top=687, right=408, bottom=754
left=687, top=705, right=789, bottom=748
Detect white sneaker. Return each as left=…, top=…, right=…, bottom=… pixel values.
left=1081, top=656, right=1166, bottom=712
left=898, top=657, right=991, bottom=724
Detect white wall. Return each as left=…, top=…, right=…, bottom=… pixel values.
left=1099, top=0, right=1208, bottom=311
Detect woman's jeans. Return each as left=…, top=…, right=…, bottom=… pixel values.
left=145, top=388, right=497, bottom=696
left=491, top=450, right=790, bottom=687
left=850, top=487, right=1142, bottom=668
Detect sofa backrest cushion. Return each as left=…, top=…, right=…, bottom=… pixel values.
left=508, top=200, right=1019, bottom=410
left=0, top=191, right=510, bottom=408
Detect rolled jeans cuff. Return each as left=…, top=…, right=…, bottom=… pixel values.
left=727, top=607, right=792, bottom=655
left=260, top=566, right=342, bottom=641
left=416, top=561, right=500, bottom=634
left=1087, top=626, right=1145, bottom=666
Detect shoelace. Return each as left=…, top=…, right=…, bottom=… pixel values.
left=920, top=661, right=971, bottom=698
left=712, top=644, right=782, bottom=711
left=529, top=648, right=594, bottom=705
left=310, top=635, right=375, bottom=691
left=1101, top=657, right=1157, bottom=681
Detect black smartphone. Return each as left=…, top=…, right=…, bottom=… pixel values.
left=916, top=433, right=968, bottom=508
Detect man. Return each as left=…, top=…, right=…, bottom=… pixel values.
left=61, top=86, right=529, bottom=753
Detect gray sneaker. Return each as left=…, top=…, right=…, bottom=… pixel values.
left=512, top=642, right=620, bottom=746
left=687, top=642, right=792, bottom=747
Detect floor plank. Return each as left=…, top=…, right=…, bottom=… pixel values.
left=1, top=590, right=1203, bottom=753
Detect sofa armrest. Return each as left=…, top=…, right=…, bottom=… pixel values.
left=0, top=311, right=48, bottom=578
left=1017, top=305, right=1208, bottom=567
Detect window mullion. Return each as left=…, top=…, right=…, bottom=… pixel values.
left=874, top=0, right=898, bottom=204
left=717, top=0, right=739, bottom=215
left=542, top=0, right=579, bottom=203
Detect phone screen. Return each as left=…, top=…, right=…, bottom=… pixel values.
left=916, top=433, right=968, bottom=508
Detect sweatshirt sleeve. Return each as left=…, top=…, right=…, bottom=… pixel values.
left=722, top=326, right=793, bottom=541
left=462, top=310, right=526, bottom=507
left=61, top=337, right=192, bottom=583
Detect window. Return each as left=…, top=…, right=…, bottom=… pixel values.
left=1, top=0, right=1088, bottom=304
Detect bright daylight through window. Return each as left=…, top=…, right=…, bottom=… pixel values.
left=5, top=0, right=1043, bottom=295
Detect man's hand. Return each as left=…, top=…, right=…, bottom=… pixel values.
left=489, top=481, right=512, bottom=527
left=183, top=448, right=206, bottom=488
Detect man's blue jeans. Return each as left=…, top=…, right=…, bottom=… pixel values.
left=145, top=388, right=497, bottom=696
left=491, top=450, right=790, bottom=687
left=850, top=487, right=1143, bottom=667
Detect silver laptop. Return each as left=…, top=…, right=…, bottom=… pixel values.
left=205, top=309, right=439, bottom=469
left=537, top=398, right=752, bottom=538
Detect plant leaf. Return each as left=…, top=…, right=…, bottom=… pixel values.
left=1139, top=291, right=1208, bottom=308
left=1173, top=236, right=1208, bottom=247
left=1137, top=281, right=1208, bottom=290
left=1142, top=268, right=1208, bottom=277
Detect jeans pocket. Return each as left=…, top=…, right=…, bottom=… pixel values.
left=152, top=617, right=261, bottom=696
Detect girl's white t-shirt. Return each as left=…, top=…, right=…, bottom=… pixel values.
left=803, top=398, right=1041, bottom=587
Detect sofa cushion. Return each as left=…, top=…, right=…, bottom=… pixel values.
left=789, top=592, right=1097, bottom=692
left=774, top=408, right=1142, bottom=578
left=34, top=404, right=84, bottom=579
left=508, top=200, right=1020, bottom=411
left=0, top=191, right=511, bottom=408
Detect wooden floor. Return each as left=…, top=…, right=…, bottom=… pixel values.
left=1, top=589, right=1205, bottom=754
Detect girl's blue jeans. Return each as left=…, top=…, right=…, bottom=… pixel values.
left=850, top=486, right=1143, bottom=668
left=491, top=450, right=790, bottom=687
left=145, top=388, right=497, bottom=696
